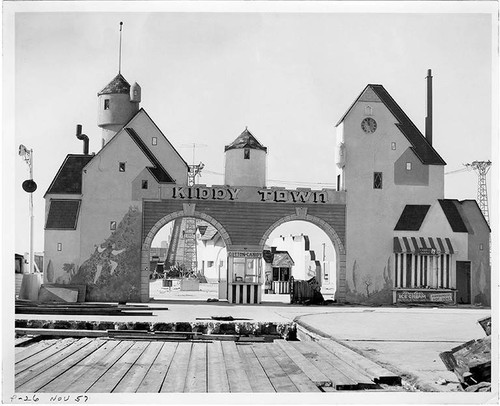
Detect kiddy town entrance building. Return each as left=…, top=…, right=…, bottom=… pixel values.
left=43, top=70, right=490, bottom=306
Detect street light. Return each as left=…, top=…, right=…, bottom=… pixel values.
left=19, top=144, right=37, bottom=274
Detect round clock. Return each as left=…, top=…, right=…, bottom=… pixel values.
left=361, top=117, right=377, bottom=134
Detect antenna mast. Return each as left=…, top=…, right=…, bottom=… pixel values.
left=465, top=160, right=492, bottom=224
left=118, top=22, right=123, bottom=73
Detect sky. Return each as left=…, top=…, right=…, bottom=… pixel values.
left=5, top=2, right=497, bottom=259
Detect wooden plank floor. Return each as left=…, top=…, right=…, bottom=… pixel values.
left=15, top=338, right=400, bottom=393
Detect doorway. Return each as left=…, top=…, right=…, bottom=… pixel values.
left=456, top=261, right=471, bottom=304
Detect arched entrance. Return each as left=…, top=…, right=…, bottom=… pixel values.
left=259, top=213, right=346, bottom=303
left=140, top=210, right=233, bottom=302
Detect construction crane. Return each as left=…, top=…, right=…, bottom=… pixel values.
left=445, top=161, right=492, bottom=225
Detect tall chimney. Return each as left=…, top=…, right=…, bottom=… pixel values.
left=425, top=69, right=433, bottom=145
left=76, top=124, right=89, bottom=155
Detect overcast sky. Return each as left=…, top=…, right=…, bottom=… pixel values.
left=5, top=2, right=497, bottom=258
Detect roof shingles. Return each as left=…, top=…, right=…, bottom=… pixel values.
left=45, top=155, right=93, bottom=196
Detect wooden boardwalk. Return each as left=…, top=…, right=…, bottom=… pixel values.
left=15, top=338, right=400, bottom=393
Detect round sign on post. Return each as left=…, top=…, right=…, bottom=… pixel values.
left=22, top=179, right=37, bottom=193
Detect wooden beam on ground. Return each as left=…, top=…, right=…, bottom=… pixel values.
left=16, top=328, right=108, bottom=338
left=184, top=343, right=208, bottom=393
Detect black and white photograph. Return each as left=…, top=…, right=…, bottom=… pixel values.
left=2, top=1, right=498, bottom=404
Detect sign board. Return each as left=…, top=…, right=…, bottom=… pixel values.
left=228, top=251, right=263, bottom=258
left=417, top=248, right=439, bottom=256
left=396, top=290, right=455, bottom=304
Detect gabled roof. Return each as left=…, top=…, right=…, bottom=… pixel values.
left=394, top=205, right=431, bottom=231
left=438, top=199, right=469, bottom=233
left=225, top=128, right=267, bottom=152
left=45, top=155, right=94, bottom=197
left=336, top=84, right=446, bottom=166
left=125, top=128, right=175, bottom=183
left=197, top=221, right=219, bottom=241
left=98, top=73, right=131, bottom=96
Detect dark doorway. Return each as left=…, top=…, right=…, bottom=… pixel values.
left=456, top=261, right=471, bottom=304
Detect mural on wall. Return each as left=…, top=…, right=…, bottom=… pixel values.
left=345, top=257, right=393, bottom=304
left=69, top=206, right=142, bottom=302
left=473, top=261, right=490, bottom=306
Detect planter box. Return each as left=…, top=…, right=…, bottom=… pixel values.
left=180, top=279, right=199, bottom=291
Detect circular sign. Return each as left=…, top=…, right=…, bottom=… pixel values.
left=22, top=179, right=37, bottom=193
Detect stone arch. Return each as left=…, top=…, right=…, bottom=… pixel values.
left=258, top=213, right=347, bottom=302
left=139, top=210, right=232, bottom=302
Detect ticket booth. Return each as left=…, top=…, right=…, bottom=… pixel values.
left=227, top=251, right=263, bottom=304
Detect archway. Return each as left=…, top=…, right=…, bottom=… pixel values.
left=259, top=213, right=346, bottom=303
left=140, top=210, right=233, bottom=302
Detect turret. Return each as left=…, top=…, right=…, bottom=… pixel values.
left=97, top=73, right=141, bottom=147
left=224, top=128, right=267, bottom=187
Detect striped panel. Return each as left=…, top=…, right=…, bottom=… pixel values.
left=393, top=237, right=403, bottom=253
left=445, top=238, right=454, bottom=254
left=394, top=237, right=455, bottom=254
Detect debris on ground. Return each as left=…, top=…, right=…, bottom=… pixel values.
left=439, top=317, right=491, bottom=391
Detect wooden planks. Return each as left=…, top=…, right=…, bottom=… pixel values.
left=275, top=340, right=331, bottom=387
left=136, top=342, right=178, bottom=393
left=221, top=341, right=253, bottom=392
left=15, top=337, right=401, bottom=393
left=316, top=339, right=401, bottom=385
left=207, top=341, right=230, bottom=393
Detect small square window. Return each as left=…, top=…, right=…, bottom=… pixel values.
left=406, top=162, right=412, bottom=171
left=152, top=137, right=157, bottom=146
left=142, top=180, right=148, bottom=189
left=57, top=243, right=62, bottom=252
left=244, top=149, right=250, bottom=159
left=373, top=172, right=383, bottom=189
left=104, top=99, right=110, bottom=110
left=110, top=221, right=117, bottom=231
left=479, top=243, right=484, bottom=251
left=119, top=162, right=126, bottom=172
left=391, top=142, right=396, bottom=150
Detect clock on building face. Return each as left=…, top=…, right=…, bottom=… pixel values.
left=361, top=117, right=377, bottom=134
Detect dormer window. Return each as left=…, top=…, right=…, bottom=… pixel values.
left=104, top=99, right=110, bottom=110
left=244, top=149, right=250, bottom=159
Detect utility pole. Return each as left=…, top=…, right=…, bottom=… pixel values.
left=465, top=160, right=492, bottom=224
left=19, top=145, right=37, bottom=274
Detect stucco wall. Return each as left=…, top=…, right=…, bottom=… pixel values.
left=461, top=200, right=491, bottom=306
left=341, top=94, right=445, bottom=304
left=224, top=148, right=267, bottom=187
left=394, top=147, right=429, bottom=185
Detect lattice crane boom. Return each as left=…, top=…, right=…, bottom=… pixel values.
left=464, top=160, right=492, bottom=224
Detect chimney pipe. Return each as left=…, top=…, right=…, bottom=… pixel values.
left=425, top=69, right=433, bottom=145
left=76, top=124, right=89, bottom=155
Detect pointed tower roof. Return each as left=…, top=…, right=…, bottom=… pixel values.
left=98, top=73, right=131, bottom=95
left=224, top=128, right=267, bottom=152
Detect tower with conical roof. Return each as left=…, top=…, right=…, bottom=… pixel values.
left=97, top=73, right=141, bottom=146
left=224, top=128, right=267, bottom=187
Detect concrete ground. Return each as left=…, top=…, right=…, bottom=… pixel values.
left=15, top=284, right=492, bottom=392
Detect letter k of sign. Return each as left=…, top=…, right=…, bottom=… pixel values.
left=173, top=187, right=186, bottom=198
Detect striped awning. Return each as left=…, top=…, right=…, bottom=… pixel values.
left=393, top=236, right=454, bottom=255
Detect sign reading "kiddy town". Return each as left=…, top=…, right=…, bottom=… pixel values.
left=166, top=186, right=342, bottom=204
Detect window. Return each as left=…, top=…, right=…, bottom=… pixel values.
left=406, top=162, right=412, bottom=171
left=142, top=180, right=148, bottom=189
left=365, top=106, right=373, bottom=116
left=391, top=142, right=397, bottom=150
left=152, top=137, right=157, bottom=146
left=207, top=261, right=214, bottom=267
left=373, top=172, right=383, bottom=189
left=110, top=221, right=116, bottom=231
left=104, top=99, right=110, bottom=110
left=244, top=148, right=250, bottom=159
left=119, top=162, right=126, bottom=172
left=479, top=243, right=484, bottom=251
left=57, top=243, right=62, bottom=252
